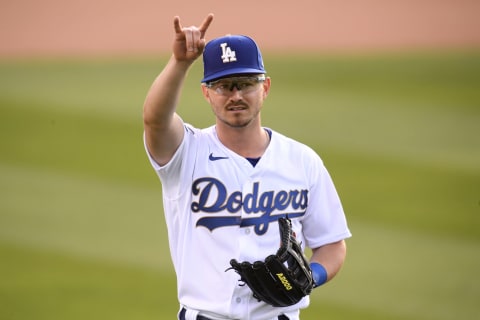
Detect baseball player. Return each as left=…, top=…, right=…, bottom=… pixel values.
left=143, top=13, right=351, bottom=320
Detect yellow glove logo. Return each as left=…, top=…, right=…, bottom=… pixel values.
left=276, top=273, right=293, bottom=290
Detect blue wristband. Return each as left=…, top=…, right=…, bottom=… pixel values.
left=310, top=262, right=328, bottom=287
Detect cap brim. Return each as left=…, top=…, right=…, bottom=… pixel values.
left=202, top=68, right=266, bottom=83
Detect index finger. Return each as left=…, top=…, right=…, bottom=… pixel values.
left=173, top=16, right=182, bottom=34
left=199, top=13, right=214, bottom=38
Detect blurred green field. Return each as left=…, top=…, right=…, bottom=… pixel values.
left=0, top=51, right=479, bottom=320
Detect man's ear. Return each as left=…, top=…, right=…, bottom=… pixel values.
left=201, top=84, right=211, bottom=102
left=263, top=77, right=271, bottom=99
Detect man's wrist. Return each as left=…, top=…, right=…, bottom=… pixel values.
left=310, top=262, right=328, bottom=287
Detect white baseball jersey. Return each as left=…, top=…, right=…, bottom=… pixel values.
left=145, top=123, right=351, bottom=320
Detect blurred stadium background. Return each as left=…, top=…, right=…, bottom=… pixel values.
left=1, top=1, right=479, bottom=319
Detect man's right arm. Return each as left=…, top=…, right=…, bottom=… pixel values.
left=142, top=14, right=214, bottom=166
left=143, top=57, right=191, bottom=166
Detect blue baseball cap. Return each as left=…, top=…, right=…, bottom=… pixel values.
left=201, top=35, right=266, bottom=83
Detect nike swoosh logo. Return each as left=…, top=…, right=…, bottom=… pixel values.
left=209, top=153, right=229, bottom=161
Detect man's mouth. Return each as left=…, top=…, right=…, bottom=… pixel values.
left=227, top=104, right=247, bottom=111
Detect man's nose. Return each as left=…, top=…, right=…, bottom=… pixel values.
left=228, top=87, right=243, bottom=101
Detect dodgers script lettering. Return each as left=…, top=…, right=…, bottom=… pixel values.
left=191, top=177, right=308, bottom=234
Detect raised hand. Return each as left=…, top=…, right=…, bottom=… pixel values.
left=172, top=14, right=214, bottom=63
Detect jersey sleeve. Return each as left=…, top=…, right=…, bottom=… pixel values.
left=301, top=150, right=351, bottom=249
left=143, top=123, right=198, bottom=200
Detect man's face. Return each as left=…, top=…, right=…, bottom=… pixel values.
left=202, top=75, right=271, bottom=128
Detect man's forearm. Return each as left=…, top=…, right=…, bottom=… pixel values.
left=310, top=240, right=347, bottom=283
left=143, top=56, right=192, bottom=129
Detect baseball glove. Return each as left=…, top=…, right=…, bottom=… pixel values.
left=228, top=217, right=314, bottom=307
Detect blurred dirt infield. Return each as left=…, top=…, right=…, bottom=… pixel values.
left=1, top=0, right=480, bottom=57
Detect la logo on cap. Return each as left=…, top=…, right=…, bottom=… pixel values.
left=220, top=43, right=237, bottom=63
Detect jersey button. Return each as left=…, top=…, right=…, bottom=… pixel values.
left=245, top=229, right=250, bottom=235
left=236, top=297, right=242, bottom=303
